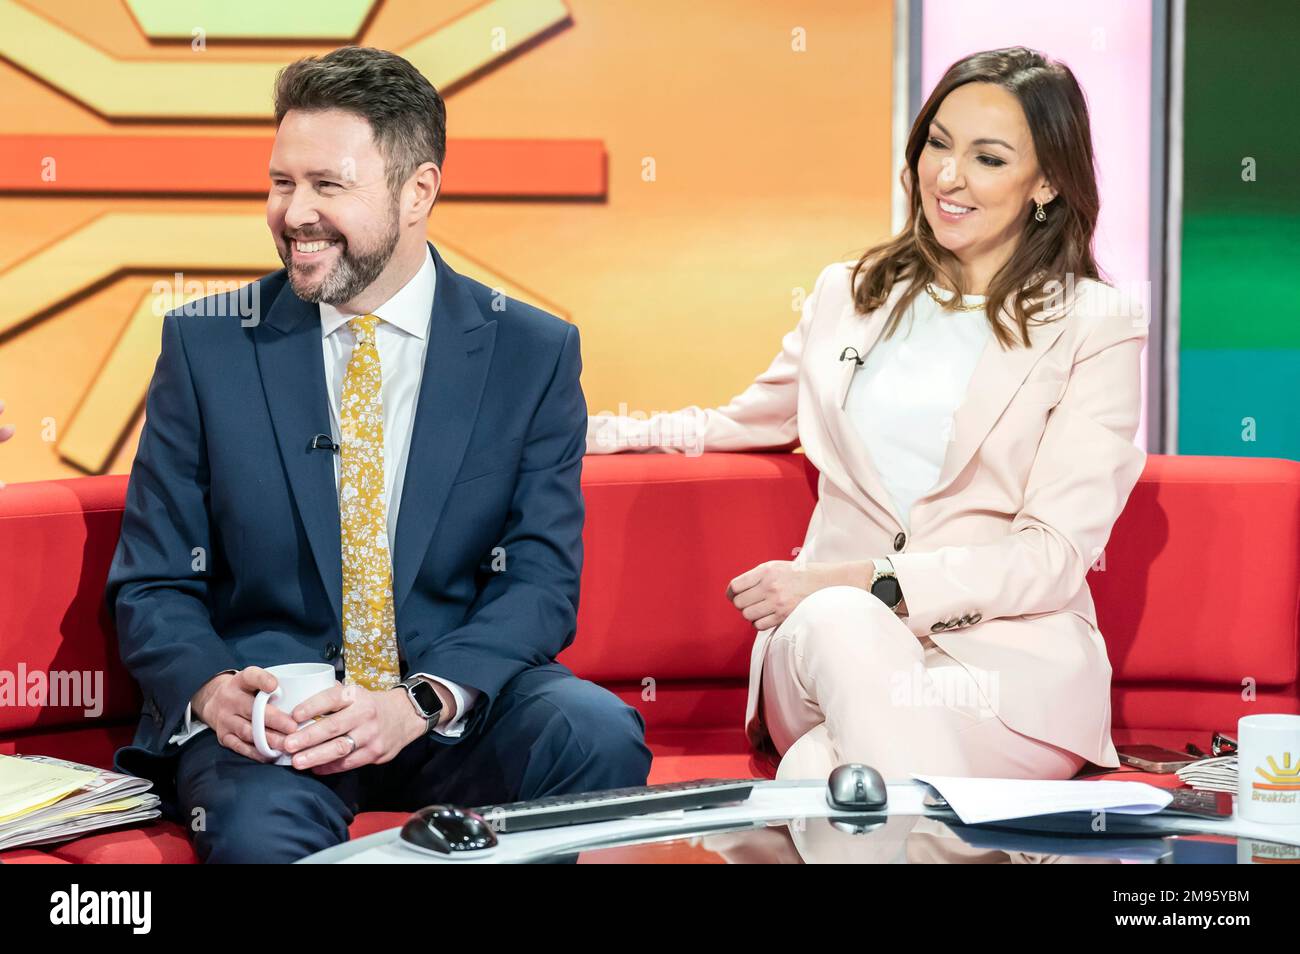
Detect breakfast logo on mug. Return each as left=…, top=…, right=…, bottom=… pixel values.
left=1251, top=751, right=1300, bottom=803
left=1238, top=714, right=1300, bottom=824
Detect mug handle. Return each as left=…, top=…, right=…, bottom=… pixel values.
left=251, top=685, right=283, bottom=760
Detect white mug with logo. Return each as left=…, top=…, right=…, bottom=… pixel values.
left=1236, top=713, right=1300, bottom=824
left=251, top=663, right=337, bottom=766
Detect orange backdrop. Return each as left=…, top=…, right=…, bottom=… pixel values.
left=0, top=0, right=894, bottom=482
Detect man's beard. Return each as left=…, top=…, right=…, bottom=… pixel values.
left=281, top=210, right=400, bottom=305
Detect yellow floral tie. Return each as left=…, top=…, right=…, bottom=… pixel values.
left=339, top=314, right=401, bottom=690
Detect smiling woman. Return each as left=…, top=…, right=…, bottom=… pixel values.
left=855, top=46, right=1102, bottom=350
left=587, top=46, right=1145, bottom=786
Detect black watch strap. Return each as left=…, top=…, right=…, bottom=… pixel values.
left=870, top=557, right=905, bottom=612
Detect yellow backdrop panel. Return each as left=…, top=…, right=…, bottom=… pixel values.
left=0, top=0, right=894, bottom=482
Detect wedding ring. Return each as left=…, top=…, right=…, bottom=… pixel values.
left=342, top=733, right=357, bottom=754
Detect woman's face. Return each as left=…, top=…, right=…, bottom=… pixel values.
left=915, top=82, right=1056, bottom=266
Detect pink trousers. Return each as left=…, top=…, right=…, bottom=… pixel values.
left=759, top=586, right=1086, bottom=783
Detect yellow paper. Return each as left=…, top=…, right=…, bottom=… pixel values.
left=52, top=796, right=145, bottom=819
left=0, top=754, right=97, bottom=823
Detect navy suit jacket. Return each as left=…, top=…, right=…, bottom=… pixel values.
left=105, top=242, right=586, bottom=807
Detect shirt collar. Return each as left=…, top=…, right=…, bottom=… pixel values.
left=319, top=244, right=436, bottom=340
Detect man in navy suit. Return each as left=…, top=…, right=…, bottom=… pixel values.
left=105, top=46, right=651, bottom=863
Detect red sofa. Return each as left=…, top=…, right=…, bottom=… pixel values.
left=2, top=452, right=1298, bottom=863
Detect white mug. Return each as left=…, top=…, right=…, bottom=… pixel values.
left=251, top=663, right=337, bottom=766
left=1236, top=713, right=1300, bottom=824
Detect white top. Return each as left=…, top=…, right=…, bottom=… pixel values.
left=169, top=246, right=478, bottom=747
left=843, top=284, right=992, bottom=533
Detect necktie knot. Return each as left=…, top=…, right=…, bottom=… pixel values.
left=348, top=313, right=380, bottom=341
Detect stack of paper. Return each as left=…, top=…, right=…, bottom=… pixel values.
left=913, top=774, right=1174, bottom=825
left=1175, top=755, right=1237, bottom=794
left=0, top=753, right=160, bottom=851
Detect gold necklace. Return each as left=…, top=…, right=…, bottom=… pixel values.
left=924, top=281, right=984, bottom=312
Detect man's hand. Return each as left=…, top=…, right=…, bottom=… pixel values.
left=725, top=560, right=863, bottom=632
left=192, top=666, right=300, bottom=763
left=280, top=680, right=452, bottom=775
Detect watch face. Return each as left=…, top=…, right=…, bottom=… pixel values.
left=872, top=576, right=902, bottom=607
left=410, top=679, right=443, bottom=718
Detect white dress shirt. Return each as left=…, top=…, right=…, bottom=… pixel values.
left=844, top=285, right=992, bottom=533
left=169, top=245, right=480, bottom=746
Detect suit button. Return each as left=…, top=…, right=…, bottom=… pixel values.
left=324, top=642, right=339, bottom=661
left=958, top=614, right=971, bottom=626
left=969, top=612, right=982, bottom=624
left=930, top=621, right=947, bottom=633
left=893, top=532, right=906, bottom=552
left=944, top=619, right=960, bottom=629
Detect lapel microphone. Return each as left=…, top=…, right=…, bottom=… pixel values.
left=309, top=434, right=339, bottom=453
left=839, top=347, right=865, bottom=366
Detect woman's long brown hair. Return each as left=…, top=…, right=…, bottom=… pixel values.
left=852, top=47, right=1104, bottom=349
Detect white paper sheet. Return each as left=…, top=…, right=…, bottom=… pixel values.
left=912, top=774, right=1174, bottom=824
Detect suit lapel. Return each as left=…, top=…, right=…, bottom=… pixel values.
left=818, top=280, right=1071, bottom=528
left=391, top=244, right=496, bottom=619
left=918, top=300, right=1070, bottom=505
left=253, top=283, right=344, bottom=630
left=817, top=282, right=907, bottom=526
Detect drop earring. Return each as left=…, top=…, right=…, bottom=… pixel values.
left=1034, top=199, right=1047, bottom=222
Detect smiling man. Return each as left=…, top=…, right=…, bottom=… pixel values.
left=105, top=46, right=651, bottom=863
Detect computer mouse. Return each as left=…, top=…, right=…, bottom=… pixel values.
left=826, top=763, right=888, bottom=811
left=399, top=805, right=498, bottom=857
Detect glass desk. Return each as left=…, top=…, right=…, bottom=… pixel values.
left=299, top=779, right=1300, bottom=864
left=572, top=816, right=1291, bottom=864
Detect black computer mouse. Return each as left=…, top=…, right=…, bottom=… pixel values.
left=399, top=805, right=498, bottom=857
left=826, top=763, right=888, bottom=811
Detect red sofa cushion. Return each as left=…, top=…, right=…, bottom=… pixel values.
left=1092, top=454, right=1300, bottom=686
left=1, top=452, right=1297, bottom=864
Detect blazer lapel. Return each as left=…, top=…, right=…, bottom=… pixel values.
left=819, top=280, right=1071, bottom=528
left=816, top=281, right=908, bottom=527
left=916, top=295, right=1071, bottom=506
left=253, top=283, right=344, bottom=630
left=391, top=244, right=497, bottom=619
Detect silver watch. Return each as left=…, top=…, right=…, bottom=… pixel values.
left=396, top=676, right=443, bottom=734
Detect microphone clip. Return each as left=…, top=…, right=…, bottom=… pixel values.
left=839, top=347, right=865, bottom=366
left=309, top=434, right=339, bottom=453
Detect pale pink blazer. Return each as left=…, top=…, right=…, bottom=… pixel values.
left=587, top=262, right=1149, bottom=768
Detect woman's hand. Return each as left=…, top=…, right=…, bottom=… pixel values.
left=0, top=399, right=14, bottom=490
left=725, top=560, right=863, bottom=632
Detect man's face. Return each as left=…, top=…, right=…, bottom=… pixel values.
left=267, top=108, right=400, bottom=305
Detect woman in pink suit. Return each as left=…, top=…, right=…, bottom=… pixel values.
left=587, top=48, right=1148, bottom=783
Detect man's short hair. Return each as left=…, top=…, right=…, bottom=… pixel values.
left=273, top=46, right=446, bottom=198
